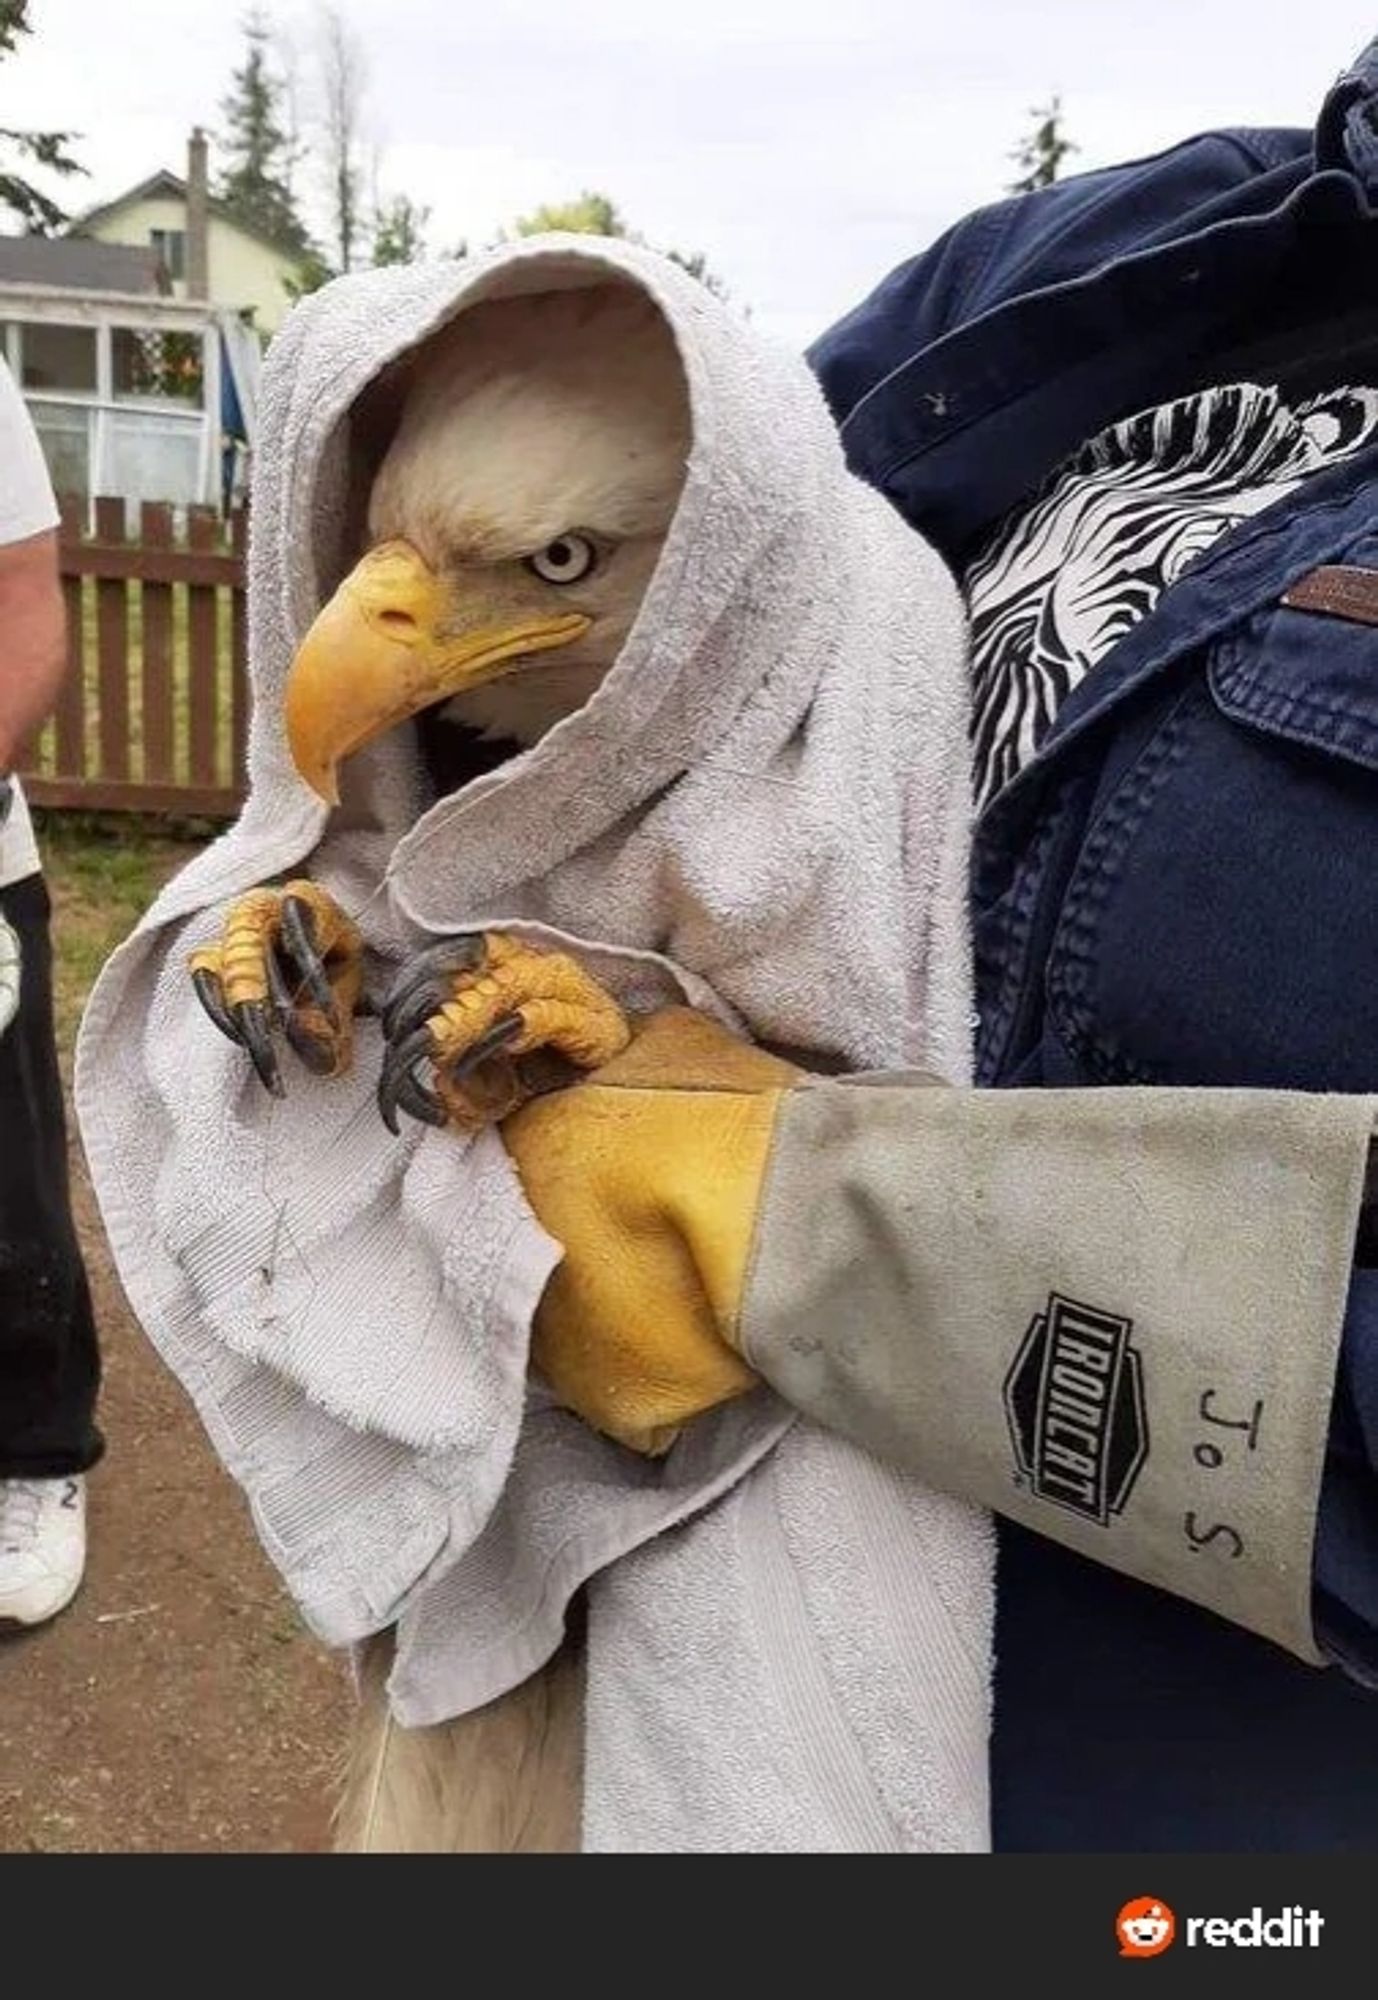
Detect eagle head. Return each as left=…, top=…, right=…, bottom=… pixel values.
left=285, top=281, right=690, bottom=802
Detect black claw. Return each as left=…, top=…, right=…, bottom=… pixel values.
left=380, top=938, right=485, bottom=1039
left=448, top=1013, right=524, bottom=1081
left=380, top=1022, right=436, bottom=1110
left=280, top=895, right=337, bottom=1019
left=264, top=941, right=296, bottom=1022
left=382, top=975, right=452, bottom=1047
left=233, top=1000, right=285, bottom=1098
left=378, top=1023, right=439, bottom=1134
left=192, top=968, right=240, bottom=1046
left=393, top=1069, right=450, bottom=1134
left=378, top=1063, right=448, bottom=1136
left=375, top=940, right=517, bottom=1137
left=265, top=941, right=339, bottom=1075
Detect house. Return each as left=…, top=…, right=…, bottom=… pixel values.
left=75, top=130, right=304, bottom=337
left=0, top=134, right=270, bottom=510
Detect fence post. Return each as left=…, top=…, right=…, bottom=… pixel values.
left=139, top=502, right=175, bottom=785
left=53, top=496, right=87, bottom=782
left=94, top=495, right=130, bottom=784
left=186, top=504, right=220, bottom=789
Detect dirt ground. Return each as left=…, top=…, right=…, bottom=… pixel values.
left=0, top=826, right=352, bottom=1852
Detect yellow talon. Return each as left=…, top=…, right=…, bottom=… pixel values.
left=424, top=936, right=630, bottom=1077
left=188, top=878, right=365, bottom=1093
left=378, top=931, right=632, bottom=1134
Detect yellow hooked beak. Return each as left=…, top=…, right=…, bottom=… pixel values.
left=285, top=540, right=591, bottom=803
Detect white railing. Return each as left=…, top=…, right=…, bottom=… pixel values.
left=25, top=394, right=213, bottom=510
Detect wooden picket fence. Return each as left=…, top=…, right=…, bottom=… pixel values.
left=18, top=496, right=249, bottom=818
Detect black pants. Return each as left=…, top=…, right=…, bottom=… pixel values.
left=0, top=872, right=102, bottom=1476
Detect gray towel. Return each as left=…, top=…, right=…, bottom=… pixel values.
left=75, top=235, right=992, bottom=1848
left=582, top=1431, right=992, bottom=1852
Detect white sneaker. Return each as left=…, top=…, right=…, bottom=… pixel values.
left=0, top=1475, right=86, bottom=1628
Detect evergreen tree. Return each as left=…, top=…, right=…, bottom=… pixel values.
left=0, top=0, right=85, bottom=234
left=372, top=192, right=430, bottom=266
left=218, top=9, right=311, bottom=254
left=1008, top=94, right=1078, bottom=194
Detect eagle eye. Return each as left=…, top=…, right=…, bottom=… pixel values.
left=526, top=534, right=596, bottom=585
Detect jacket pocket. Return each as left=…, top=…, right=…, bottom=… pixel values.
left=1044, top=612, right=1378, bottom=1090
left=1210, top=588, right=1378, bottom=771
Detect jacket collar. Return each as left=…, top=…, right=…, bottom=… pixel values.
left=1316, top=35, right=1378, bottom=189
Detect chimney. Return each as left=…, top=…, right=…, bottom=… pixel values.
left=185, top=126, right=209, bottom=299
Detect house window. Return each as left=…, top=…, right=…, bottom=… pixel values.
left=150, top=228, right=186, bottom=281
left=28, top=402, right=90, bottom=500
left=20, top=323, right=97, bottom=394
left=112, top=326, right=203, bottom=406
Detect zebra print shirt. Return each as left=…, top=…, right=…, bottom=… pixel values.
left=965, top=380, right=1378, bottom=814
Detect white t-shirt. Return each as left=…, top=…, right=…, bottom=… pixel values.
left=0, top=355, right=59, bottom=887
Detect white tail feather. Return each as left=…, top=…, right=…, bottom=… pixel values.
left=334, top=1633, right=585, bottom=1853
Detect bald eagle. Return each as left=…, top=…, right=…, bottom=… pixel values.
left=183, top=278, right=698, bottom=1854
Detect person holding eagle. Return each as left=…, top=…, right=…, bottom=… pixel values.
left=79, top=32, right=1378, bottom=1853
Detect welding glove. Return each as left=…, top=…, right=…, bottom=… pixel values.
left=503, top=1004, right=1375, bottom=1662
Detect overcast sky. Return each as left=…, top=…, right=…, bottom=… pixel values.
left=6, top=1, right=1377, bottom=344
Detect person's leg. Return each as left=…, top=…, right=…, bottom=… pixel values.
left=0, top=870, right=102, bottom=1476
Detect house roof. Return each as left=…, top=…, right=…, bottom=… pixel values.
left=76, top=168, right=187, bottom=224
left=0, top=236, right=167, bottom=293
left=75, top=171, right=304, bottom=263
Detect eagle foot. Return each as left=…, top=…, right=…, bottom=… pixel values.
left=377, top=933, right=631, bottom=1134
left=189, top=880, right=364, bottom=1097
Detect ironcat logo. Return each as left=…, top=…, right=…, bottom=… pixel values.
left=1004, top=1293, right=1148, bottom=1524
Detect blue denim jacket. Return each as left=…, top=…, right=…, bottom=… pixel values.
left=810, top=40, right=1378, bottom=1848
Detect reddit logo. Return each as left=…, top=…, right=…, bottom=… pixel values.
left=1117, top=1898, right=1177, bottom=1957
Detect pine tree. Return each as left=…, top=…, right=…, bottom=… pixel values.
left=1008, top=95, right=1078, bottom=195
left=372, top=193, right=430, bottom=266
left=218, top=9, right=311, bottom=254
left=0, top=0, right=85, bottom=234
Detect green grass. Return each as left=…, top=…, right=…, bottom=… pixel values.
left=38, top=810, right=209, bottom=1050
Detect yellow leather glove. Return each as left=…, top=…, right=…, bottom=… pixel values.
left=502, top=1007, right=803, bottom=1455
